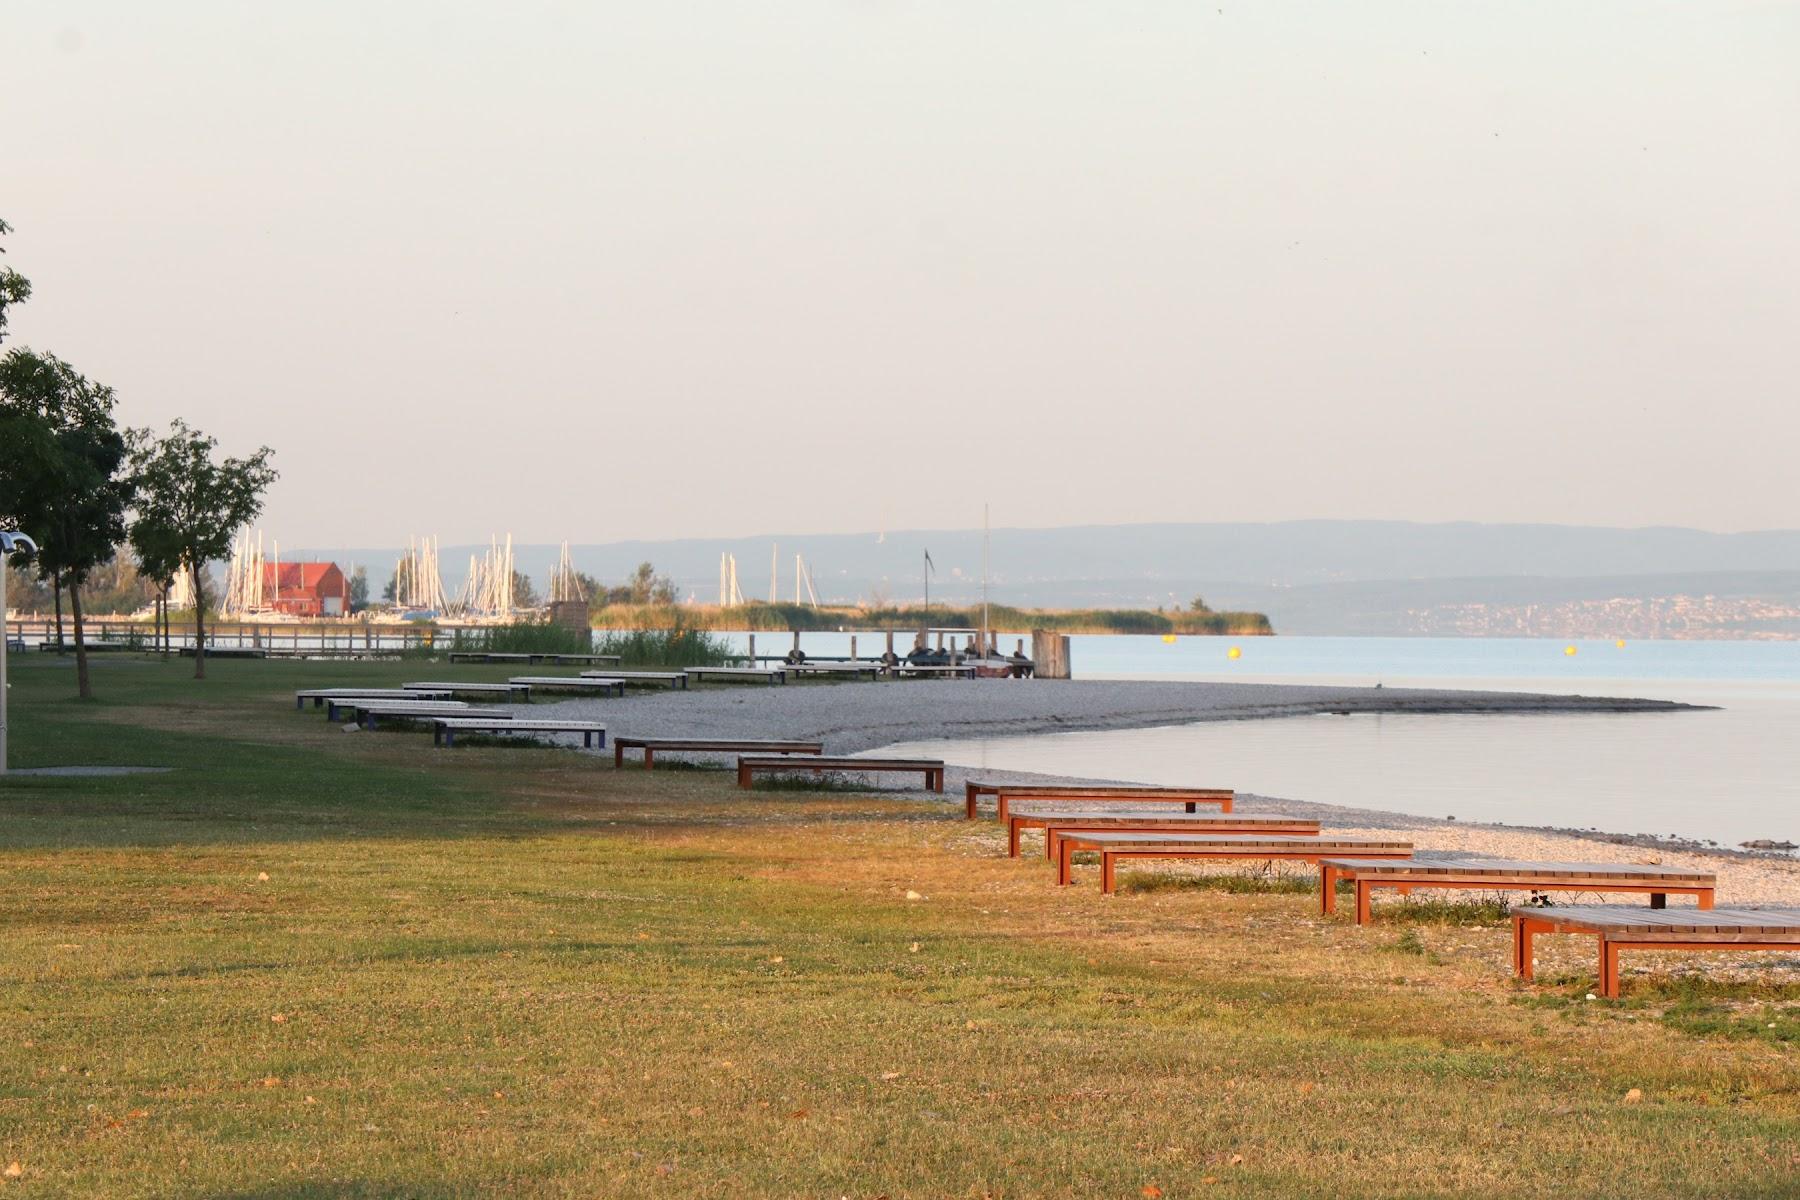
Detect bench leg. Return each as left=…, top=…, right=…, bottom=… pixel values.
left=1058, top=838, right=1076, bottom=886
left=1651, top=892, right=1666, bottom=909
left=930, top=769, right=943, bottom=793
left=444, top=730, right=454, bottom=747
left=1512, top=915, right=1533, bottom=979
left=1599, top=938, right=1621, bottom=999
left=1220, top=797, right=1233, bottom=813
left=644, top=748, right=655, bottom=769
left=614, top=744, right=624, bottom=767
left=1320, top=865, right=1337, bottom=915
left=1100, top=852, right=1117, bottom=896
left=1355, top=880, right=1374, bottom=925
left=964, top=784, right=979, bottom=820
left=1008, top=820, right=1022, bottom=858
left=1699, top=889, right=1714, bottom=910
left=737, top=765, right=750, bottom=789
left=1045, top=829, right=1059, bottom=862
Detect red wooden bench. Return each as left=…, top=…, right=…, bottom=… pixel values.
left=1004, top=805, right=1318, bottom=859
left=1511, top=904, right=1800, bottom=998
left=1053, top=832, right=1412, bottom=894
left=613, top=737, right=824, bottom=768
left=1320, top=857, right=1716, bottom=924
left=964, top=780, right=1233, bottom=821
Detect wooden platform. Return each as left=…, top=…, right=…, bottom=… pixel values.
left=1004, top=806, right=1319, bottom=859
left=296, top=687, right=449, bottom=710
left=433, top=717, right=605, bottom=749
left=736, top=755, right=945, bottom=792
left=1510, top=904, right=1800, bottom=998
left=613, top=737, right=824, bottom=768
left=686, top=667, right=787, bottom=686
left=403, top=681, right=532, bottom=702
left=964, top=780, right=1234, bottom=821
left=506, top=676, right=626, bottom=697
left=1053, top=832, right=1413, bottom=893
left=1322, top=857, right=1718, bottom=924
left=582, top=670, right=688, bottom=690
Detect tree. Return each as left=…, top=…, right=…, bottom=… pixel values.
left=1190, top=595, right=1211, bottom=613
left=0, top=350, right=135, bottom=699
left=0, top=219, right=29, bottom=345
left=511, top=570, right=540, bottom=609
left=131, top=420, right=276, bottom=679
left=347, top=566, right=369, bottom=612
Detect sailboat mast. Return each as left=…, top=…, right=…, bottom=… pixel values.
left=981, top=504, right=990, bottom=655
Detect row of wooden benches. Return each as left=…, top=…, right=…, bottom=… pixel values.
left=964, top=781, right=1799, bottom=998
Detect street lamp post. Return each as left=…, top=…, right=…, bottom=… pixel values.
left=0, top=531, right=42, bottom=776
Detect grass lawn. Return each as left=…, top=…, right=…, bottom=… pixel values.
left=1, top=654, right=1797, bottom=1198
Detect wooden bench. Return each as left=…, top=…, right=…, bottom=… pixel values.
left=323, top=696, right=472, bottom=721
left=448, top=652, right=534, bottom=663
left=613, top=737, right=825, bottom=768
left=687, top=667, right=787, bottom=686
left=403, top=681, right=532, bottom=702
left=893, top=664, right=976, bottom=680
left=1053, top=832, right=1414, bottom=893
left=583, top=670, right=689, bottom=690
left=1005, top=805, right=1319, bottom=859
left=543, top=653, right=621, bottom=666
left=296, top=687, right=449, bottom=710
left=506, top=676, right=626, bottom=697
left=334, top=700, right=483, bottom=729
left=736, top=755, right=945, bottom=792
left=1321, top=857, right=1718, bottom=924
left=433, top=717, right=605, bottom=749
left=783, top=662, right=884, bottom=681
left=1511, top=904, right=1800, bottom=999
left=964, top=780, right=1234, bottom=821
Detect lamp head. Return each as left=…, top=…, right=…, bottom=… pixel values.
left=0, top=532, right=38, bottom=557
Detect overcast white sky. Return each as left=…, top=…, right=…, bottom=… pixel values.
left=4, top=2, right=1797, bottom=546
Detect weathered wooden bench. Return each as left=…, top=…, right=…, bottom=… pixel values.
left=783, top=662, right=884, bottom=681
left=964, top=780, right=1234, bottom=821
left=296, top=687, right=449, bottom=710
left=613, top=737, right=825, bottom=769
left=323, top=696, right=471, bottom=721
left=1511, top=904, right=1800, bottom=998
left=1321, top=857, right=1718, bottom=924
left=893, top=664, right=976, bottom=680
left=333, top=700, right=482, bottom=728
left=583, top=669, right=689, bottom=690
left=506, top=676, right=626, bottom=697
left=543, top=653, right=621, bottom=666
left=1053, top=832, right=1413, bottom=893
left=687, top=667, right=787, bottom=686
left=448, top=652, right=534, bottom=663
left=403, top=681, right=532, bottom=702
left=736, top=755, right=945, bottom=792
left=433, top=717, right=605, bottom=749
left=1004, top=805, right=1318, bottom=859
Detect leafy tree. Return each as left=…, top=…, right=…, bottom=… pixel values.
left=511, top=569, right=540, bottom=609
left=347, top=566, right=369, bottom=612
left=0, top=219, right=29, bottom=345
left=131, top=419, right=276, bottom=678
left=1190, top=595, right=1211, bottom=613
left=0, top=350, right=136, bottom=698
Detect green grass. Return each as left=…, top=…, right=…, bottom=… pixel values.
left=1, top=655, right=1797, bottom=1197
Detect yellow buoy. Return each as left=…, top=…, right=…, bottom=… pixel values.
left=1615, top=639, right=1627, bottom=649
left=1227, top=646, right=1242, bottom=660
left=1564, top=645, right=1578, bottom=656
left=1161, top=634, right=1177, bottom=644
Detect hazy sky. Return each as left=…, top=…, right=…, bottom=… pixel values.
left=4, top=2, right=1797, bottom=546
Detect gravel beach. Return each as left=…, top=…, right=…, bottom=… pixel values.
left=532, top=676, right=1800, bottom=903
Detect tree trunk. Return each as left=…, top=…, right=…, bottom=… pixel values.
left=160, top=589, right=171, bottom=660
left=69, top=580, right=92, bottom=700
left=52, top=573, right=64, bottom=651
left=192, top=561, right=208, bottom=679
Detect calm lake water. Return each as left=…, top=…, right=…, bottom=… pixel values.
left=810, top=633, right=1800, bottom=849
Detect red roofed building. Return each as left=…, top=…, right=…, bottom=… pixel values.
left=261, top=562, right=350, bottom=617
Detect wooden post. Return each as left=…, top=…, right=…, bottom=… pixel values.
left=1031, top=630, right=1071, bottom=679
left=747, top=633, right=755, bottom=666
left=850, top=635, right=857, bottom=661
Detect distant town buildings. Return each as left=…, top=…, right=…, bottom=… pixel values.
left=1402, top=594, right=1800, bottom=640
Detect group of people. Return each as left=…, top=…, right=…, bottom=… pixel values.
left=780, top=634, right=1034, bottom=678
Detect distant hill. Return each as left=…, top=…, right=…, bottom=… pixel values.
left=295, top=520, right=1800, bottom=637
